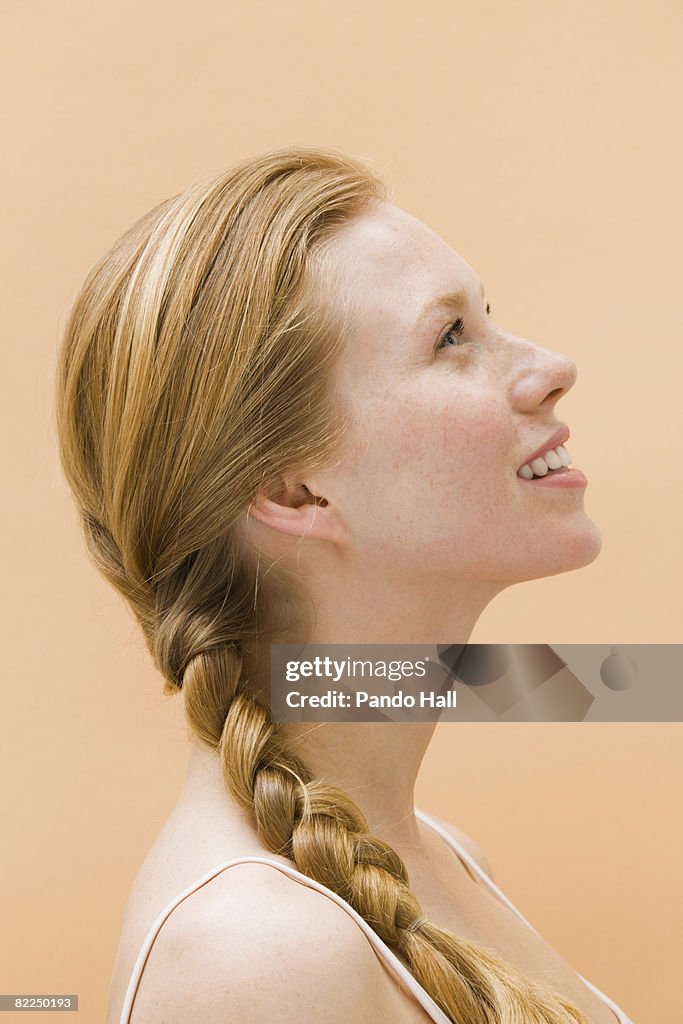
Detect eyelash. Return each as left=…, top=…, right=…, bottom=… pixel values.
left=436, top=302, right=492, bottom=352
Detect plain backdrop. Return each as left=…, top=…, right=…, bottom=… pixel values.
left=1, top=2, right=682, bottom=1022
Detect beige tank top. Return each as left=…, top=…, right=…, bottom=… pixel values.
left=118, top=808, right=634, bottom=1024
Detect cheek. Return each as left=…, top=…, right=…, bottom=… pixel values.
left=384, top=389, right=510, bottom=485
left=334, top=389, right=525, bottom=577
left=345, top=389, right=511, bottom=515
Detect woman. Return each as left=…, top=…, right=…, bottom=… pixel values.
left=55, top=145, right=632, bottom=1024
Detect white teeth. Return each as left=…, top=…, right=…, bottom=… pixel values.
left=518, top=444, right=573, bottom=479
left=530, top=456, right=550, bottom=476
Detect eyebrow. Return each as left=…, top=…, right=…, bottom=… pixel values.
left=413, top=279, right=486, bottom=330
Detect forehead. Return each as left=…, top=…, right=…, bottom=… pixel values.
left=327, top=202, right=479, bottom=352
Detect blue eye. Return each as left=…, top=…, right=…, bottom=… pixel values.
left=435, top=303, right=492, bottom=352
left=436, top=316, right=466, bottom=351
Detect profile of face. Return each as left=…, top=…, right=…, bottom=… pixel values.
left=251, top=201, right=602, bottom=590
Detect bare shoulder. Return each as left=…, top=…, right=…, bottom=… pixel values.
left=128, top=861, right=402, bottom=1024
left=425, top=813, right=495, bottom=881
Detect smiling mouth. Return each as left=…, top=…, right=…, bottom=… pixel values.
left=517, top=443, right=572, bottom=479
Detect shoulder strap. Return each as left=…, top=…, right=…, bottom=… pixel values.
left=415, top=808, right=633, bottom=1024
left=120, top=857, right=265, bottom=1023
left=415, top=808, right=538, bottom=924
left=120, top=854, right=451, bottom=1024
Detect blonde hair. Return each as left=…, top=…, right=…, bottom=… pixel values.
left=55, top=144, right=587, bottom=1024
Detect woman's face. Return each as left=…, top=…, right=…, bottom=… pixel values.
left=305, top=201, right=602, bottom=586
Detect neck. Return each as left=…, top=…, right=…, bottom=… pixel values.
left=177, top=576, right=504, bottom=852
left=280, top=720, right=438, bottom=847
left=179, top=721, right=436, bottom=852
left=265, top=571, right=504, bottom=844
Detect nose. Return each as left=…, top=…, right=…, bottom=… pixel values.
left=508, top=335, right=578, bottom=411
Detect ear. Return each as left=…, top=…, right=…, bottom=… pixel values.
left=247, top=480, right=341, bottom=543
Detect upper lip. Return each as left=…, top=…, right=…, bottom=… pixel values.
left=518, top=425, right=570, bottom=470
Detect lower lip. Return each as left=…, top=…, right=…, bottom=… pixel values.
left=517, top=467, right=588, bottom=488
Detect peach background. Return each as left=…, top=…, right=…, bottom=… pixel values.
left=2, top=2, right=682, bottom=1022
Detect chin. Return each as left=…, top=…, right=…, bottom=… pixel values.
left=487, top=515, right=604, bottom=585
left=530, top=516, right=603, bottom=581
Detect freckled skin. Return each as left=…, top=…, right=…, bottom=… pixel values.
left=246, top=201, right=602, bottom=643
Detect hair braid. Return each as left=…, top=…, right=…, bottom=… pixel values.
left=55, top=144, right=589, bottom=1023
